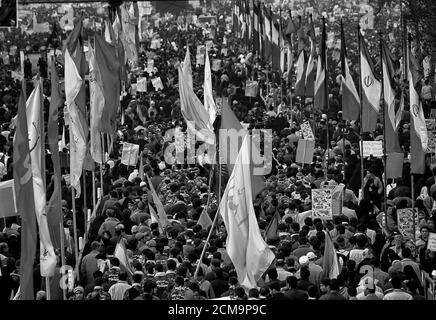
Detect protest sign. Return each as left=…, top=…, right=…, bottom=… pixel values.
left=151, top=77, right=164, bottom=91
left=426, top=119, right=436, bottom=131
left=362, top=140, right=383, bottom=157
left=427, top=232, right=436, bottom=252
left=121, top=143, right=140, bottom=166
left=150, top=38, right=161, bottom=49
left=0, top=180, right=17, bottom=218
left=137, top=77, right=147, bottom=92
left=196, top=54, right=205, bottom=65
left=245, top=80, right=258, bottom=97
left=212, top=59, right=221, bottom=71
left=397, top=208, right=418, bottom=240
left=197, top=45, right=206, bottom=56
left=312, top=189, right=333, bottom=220
left=300, top=121, right=315, bottom=141
left=221, top=47, right=228, bottom=56
left=146, top=59, right=154, bottom=74
left=296, top=139, right=315, bottom=164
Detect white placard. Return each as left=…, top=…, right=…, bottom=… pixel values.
left=428, top=232, right=436, bottom=251
left=362, top=141, right=383, bottom=157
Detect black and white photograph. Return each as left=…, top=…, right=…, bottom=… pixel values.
left=1, top=0, right=436, bottom=313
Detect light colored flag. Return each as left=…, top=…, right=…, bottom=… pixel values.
left=314, top=18, right=327, bottom=110
left=305, top=37, right=316, bottom=97
left=322, top=232, right=340, bottom=279
left=295, top=49, right=306, bottom=97
left=89, top=45, right=104, bottom=164
left=148, top=203, right=163, bottom=234
left=360, top=31, right=381, bottom=133
left=151, top=77, right=164, bottom=91
left=220, top=136, right=275, bottom=289
left=146, top=175, right=170, bottom=229
left=14, top=87, right=37, bottom=300
left=64, top=19, right=88, bottom=198
left=26, top=80, right=57, bottom=277
left=58, top=125, right=66, bottom=152
left=119, top=4, right=138, bottom=64
left=204, top=50, right=217, bottom=128
left=182, top=45, right=193, bottom=91
left=197, top=208, right=213, bottom=230
left=114, top=239, right=133, bottom=276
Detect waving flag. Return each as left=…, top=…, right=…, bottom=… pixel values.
left=27, top=79, right=57, bottom=277
left=381, top=39, right=402, bottom=153
left=114, top=239, right=133, bottom=276
left=305, top=36, right=316, bottom=97
left=340, top=19, right=360, bottom=121
left=409, top=44, right=428, bottom=174
left=314, top=17, right=327, bottom=110
left=182, top=45, right=193, bottom=91
left=14, top=86, right=37, bottom=300
left=148, top=203, right=163, bottom=234
left=322, top=232, right=340, bottom=279
left=295, top=49, right=307, bottom=97
left=204, top=50, right=217, bottom=127
left=146, top=175, right=170, bottom=229
left=46, top=61, right=64, bottom=251
left=219, top=137, right=275, bottom=290
left=359, top=30, right=381, bottom=133
left=64, top=18, right=88, bottom=197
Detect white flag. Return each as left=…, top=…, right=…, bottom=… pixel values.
left=219, top=136, right=275, bottom=289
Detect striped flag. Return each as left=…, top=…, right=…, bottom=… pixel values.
left=381, top=39, right=402, bottom=153
left=204, top=50, right=217, bottom=127
left=146, top=175, right=170, bottom=229
left=314, top=17, right=327, bottom=110
left=295, top=49, right=307, bottom=97
left=340, top=19, right=360, bottom=121
left=14, top=86, right=37, bottom=300
left=26, top=79, right=57, bottom=277
left=409, top=44, right=428, bottom=174
left=265, top=210, right=280, bottom=241
left=64, top=18, right=88, bottom=197
left=305, top=36, right=316, bottom=97
left=359, top=30, right=381, bottom=133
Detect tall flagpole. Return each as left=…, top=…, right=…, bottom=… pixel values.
left=379, top=31, right=388, bottom=218
left=408, top=33, right=416, bottom=244
left=357, top=25, right=365, bottom=197
left=269, top=6, right=274, bottom=102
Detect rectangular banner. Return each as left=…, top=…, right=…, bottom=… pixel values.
left=362, top=140, right=383, bottom=157
left=151, top=77, right=164, bottom=91
left=212, top=59, right=221, bottom=71
left=296, top=139, right=315, bottom=164
left=397, top=208, right=418, bottom=240
left=312, top=189, right=333, bottom=220
left=121, top=143, right=140, bottom=166
left=300, top=121, right=315, bottom=141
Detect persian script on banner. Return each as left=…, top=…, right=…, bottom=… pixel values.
left=311, top=189, right=333, bottom=220
left=151, top=77, right=164, bottom=91
left=362, top=141, right=383, bottom=157
left=397, top=208, right=418, bottom=240
left=121, top=142, right=140, bottom=166
left=137, top=77, right=147, bottom=92
left=300, top=121, right=315, bottom=141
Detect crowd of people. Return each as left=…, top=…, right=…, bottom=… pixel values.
left=0, top=0, right=436, bottom=301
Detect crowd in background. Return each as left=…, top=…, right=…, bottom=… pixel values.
left=0, top=0, right=436, bottom=301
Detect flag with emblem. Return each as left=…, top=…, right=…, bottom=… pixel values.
left=219, top=136, right=275, bottom=290
left=14, top=86, right=37, bottom=300
left=359, top=30, right=381, bottom=133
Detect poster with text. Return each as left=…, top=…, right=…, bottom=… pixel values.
left=397, top=208, right=418, bottom=240
left=312, top=189, right=333, bottom=220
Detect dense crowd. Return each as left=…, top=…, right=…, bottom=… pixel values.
left=1, top=0, right=436, bottom=301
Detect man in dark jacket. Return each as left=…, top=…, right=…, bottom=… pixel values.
left=283, top=276, right=309, bottom=300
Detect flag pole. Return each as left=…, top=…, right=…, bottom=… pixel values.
left=193, top=164, right=217, bottom=280
left=379, top=31, right=388, bottom=218
left=357, top=25, right=365, bottom=200
left=407, top=33, right=416, bottom=244
left=279, top=8, right=283, bottom=110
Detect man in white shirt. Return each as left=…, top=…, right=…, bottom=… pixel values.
left=108, top=272, right=131, bottom=300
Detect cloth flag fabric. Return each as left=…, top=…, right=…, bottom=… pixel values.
left=119, top=4, right=138, bottom=64
left=340, top=20, right=360, bottom=121
left=360, top=30, right=381, bottom=133
left=146, top=175, right=170, bottom=229
left=381, top=39, right=402, bottom=153
left=409, top=46, right=428, bottom=174
left=295, top=49, right=306, bottom=97
left=178, top=64, right=214, bottom=143
left=204, top=51, right=217, bottom=127
left=219, top=136, right=275, bottom=290
left=322, top=231, right=340, bottom=279
left=94, top=34, right=121, bottom=134
left=46, top=60, right=64, bottom=251
left=197, top=208, right=213, bottom=230
left=265, top=210, right=280, bottom=241
left=89, top=45, right=104, bottom=164
left=26, top=80, right=57, bottom=277
left=305, top=36, right=316, bottom=97
left=148, top=203, right=163, bottom=234
left=114, top=239, right=133, bottom=276
left=182, top=45, right=193, bottom=91
left=64, top=19, right=88, bottom=198
left=314, top=17, right=327, bottom=110
left=14, top=87, right=37, bottom=300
